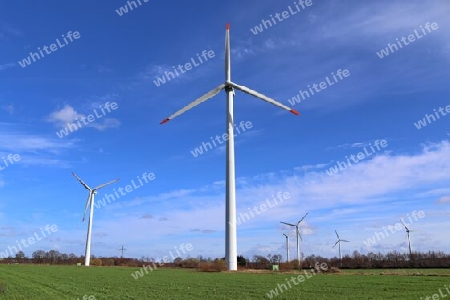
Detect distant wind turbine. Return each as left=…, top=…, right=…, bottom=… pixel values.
left=72, top=172, right=119, bottom=266
left=400, top=219, right=413, bottom=259
left=160, top=23, right=299, bottom=271
left=280, top=213, right=308, bottom=268
left=333, top=230, right=350, bottom=267
left=283, top=233, right=290, bottom=263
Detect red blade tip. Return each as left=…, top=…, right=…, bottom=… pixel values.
left=226, top=22, right=230, bottom=30
left=290, top=109, right=300, bottom=116
left=160, top=118, right=170, bottom=125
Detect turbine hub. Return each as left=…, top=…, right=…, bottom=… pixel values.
left=225, top=85, right=234, bottom=92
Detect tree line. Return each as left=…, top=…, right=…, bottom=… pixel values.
left=2, top=250, right=450, bottom=269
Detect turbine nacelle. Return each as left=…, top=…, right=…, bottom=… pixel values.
left=400, top=219, right=412, bottom=233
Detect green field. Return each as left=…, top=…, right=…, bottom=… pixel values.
left=0, top=265, right=449, bottom=299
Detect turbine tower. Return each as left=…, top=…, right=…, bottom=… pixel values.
left=119, top=245, right=127, bottom=258
left=72, top=172, right=119, bottom=266
left=160, top=23, right=299, bottom=271
left=400, top=219, right=412, bottom=259
left=283, top=233, right=290, bottom=263
left=333, top=230, right=350, bottom=267
left=280, top=213, right=308, bottom=268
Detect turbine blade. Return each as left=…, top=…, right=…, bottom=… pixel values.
left=280, top=221, right=296, bottom=227
left=400, top=218, right=409, bottom=230
left=341, top=240, right=350, bottom=242
left=225, top=22, right=231, bottom=82
left=335, top=230, right=340, bottom=239
left=228, top=82, right=300, bottom=116
left=333, top=241, right=339, bottom=248
left=82, top=193, right=91, bottom=222
left=94, top=178, right=119, bottom=190
left=160, top=84, right=226, bottom=124
left=298, top=212, right=308, bottom=225
left=72, top=172, right=91, bottom=190
left=298, top=231, right=302, bottom=241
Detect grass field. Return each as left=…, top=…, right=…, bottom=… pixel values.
left=0, top=265, right=448, bottom=299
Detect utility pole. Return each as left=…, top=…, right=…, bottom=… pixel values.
left=119, top=245, right=126, bottom=258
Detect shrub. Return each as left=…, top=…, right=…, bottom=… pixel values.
left=197, top=260, right=227, bottom=272
left=90, top=258, right=102, bottom=266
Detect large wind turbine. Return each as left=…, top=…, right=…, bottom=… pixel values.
left=160, top=23, right=299, bottom=271
left=72, top=172, right=119, bottom=266
left=400, top=219, right=413, bottom=259
left=283, top=233, right=290, bottom=263
left=333, top=230, right=349, bottom=267
left=280, top=213, right=308, bottom=268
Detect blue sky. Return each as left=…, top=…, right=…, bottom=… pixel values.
left=0, top=0, right=449, bottom=261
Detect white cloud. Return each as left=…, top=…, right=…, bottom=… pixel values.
left=0, top=133, right=74, bottom=153
left=436, top=196, right=450, bottom=204
left=47, top=105, right=83, bottom=127
left=294, top=163, right=329, bottom=172
left=97, top=65, right=112, bottom=74
left=231, top=47, right=255, bottom=60
left=106, top=140, right=450, bottom=215
left=140, top=213, right=154, bottom=219
left=90, top=140, right=450, bottom=257
left=47, top=104, right=120, bottom=132
left=137, top=61, right=209, bottom=85
left=0, top=63, right=15, bottom=71
left=138, top=64, right=172, bottom=81
left=0, top=21, right=22, bottom=41
left=0, top=124, right=75, bottom=167
left=289, top=141, right=450, bottom=207
left=88, top=118, right=121, bottom=131
left=2, top=104, right=14, bottom=115
left=310, top=1, right=449, bottom=42
left=327, top=140, right=385, bottom=150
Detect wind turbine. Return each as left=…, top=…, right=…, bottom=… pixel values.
left=160, top=23, right=299, bottom=271
left=72, top=172, right=119, bottom=266
left=280, top=213, right=308, bottom=268
left=283, top=233, right=290, bottom=263
left=400, top=219, right=412, bottom=259
left=119, top=245, right=127, bottom=258
left=333, top=230, right=350, bottom=267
